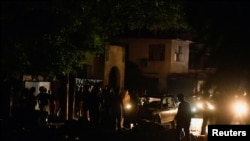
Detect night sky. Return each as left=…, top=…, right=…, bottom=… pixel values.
left=187, top=1, right=250, bottom=39
left=186, top=1, right=250, bottom=71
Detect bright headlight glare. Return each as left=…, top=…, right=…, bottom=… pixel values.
left=125, top=103, right=132, bottom=109
left=192, top=107, right=197, bottom=112
left=196, top=102, right=203, bottom=109
left=233, top=102, right=248, bottom=115
left=207, top=103, right=215, bottom=110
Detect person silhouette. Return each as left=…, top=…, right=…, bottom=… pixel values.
left=175, top=93, right=192, bottom=141
left=88, top=84, right=102, bottom=130
left=110, top=88, right=123, bottom=131
left=37, top=86, right=50, bottom=112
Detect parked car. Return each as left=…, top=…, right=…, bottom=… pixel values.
left=137, top=94, right=179, bottom=128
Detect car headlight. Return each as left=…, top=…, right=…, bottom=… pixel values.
left=192, top=101, right=215, bottom=112
left=192, top=107, right=197, bottom=113
left=125, top=103, right=132, bottom=110
left=196, top=102, right=204, bottom=109
left=207, top=102, right=215, bottom=110
left=233, top=101, right=248, bottom=116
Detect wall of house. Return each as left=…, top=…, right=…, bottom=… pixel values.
left=104, top=44, right=125, bottom=89
left=84, top=44, right=125, bottom=90
left=169, top=40, right=190, bottom=73
left=117, top=38, right=191, bottom=92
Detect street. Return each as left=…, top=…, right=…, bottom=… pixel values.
left=1, top=118, right=207, bottom=141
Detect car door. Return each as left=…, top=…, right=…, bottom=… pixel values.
left=161, top=97, right=178, bottom=124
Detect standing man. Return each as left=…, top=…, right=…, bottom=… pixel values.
left=175, top=93, right=192, bottom=141
left=37, top=86, right=50, bottom=112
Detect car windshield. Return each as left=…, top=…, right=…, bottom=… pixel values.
left=146, top=100, right=161, bottom=107
left=143, top=96, right=177, bottom=108
left=143, top=97, right=161, bottom=108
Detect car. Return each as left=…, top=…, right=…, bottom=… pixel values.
left=137, top=94, right=179, bottom=128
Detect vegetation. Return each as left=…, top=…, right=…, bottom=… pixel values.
left=1, top=0, right=190, bottom=80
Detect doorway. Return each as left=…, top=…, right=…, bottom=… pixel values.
left=109, top=66, right=120, bottom=90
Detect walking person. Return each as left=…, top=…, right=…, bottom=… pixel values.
left=175, top=93, right=192, bottom=141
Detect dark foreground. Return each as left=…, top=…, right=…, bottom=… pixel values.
left=1, top=118, right=207, bottom=141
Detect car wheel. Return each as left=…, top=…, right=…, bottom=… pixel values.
left=153, top=116, right=161, bottom=124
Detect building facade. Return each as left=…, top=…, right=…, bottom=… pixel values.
left=83, top=38, right=199, bottom=94
left=117, top=38, right=192, bottom=92
left=85, top=44, right=125, bottom=90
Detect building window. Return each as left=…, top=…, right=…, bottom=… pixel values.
left=149, top=44, right=165, bottom=61
left=174, top=45, right=184, bottom=61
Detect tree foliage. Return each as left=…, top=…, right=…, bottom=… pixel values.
left=1, top=0, right=190, bottom=80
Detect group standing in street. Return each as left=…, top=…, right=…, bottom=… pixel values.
left=74, top=84, right=139, bottom=131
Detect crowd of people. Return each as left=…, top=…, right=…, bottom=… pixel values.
left=16, top=84, right=140, bottom=131
left=74, top=84, right=139, bottom=131
left=16, top=84, right=206, bottom=139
